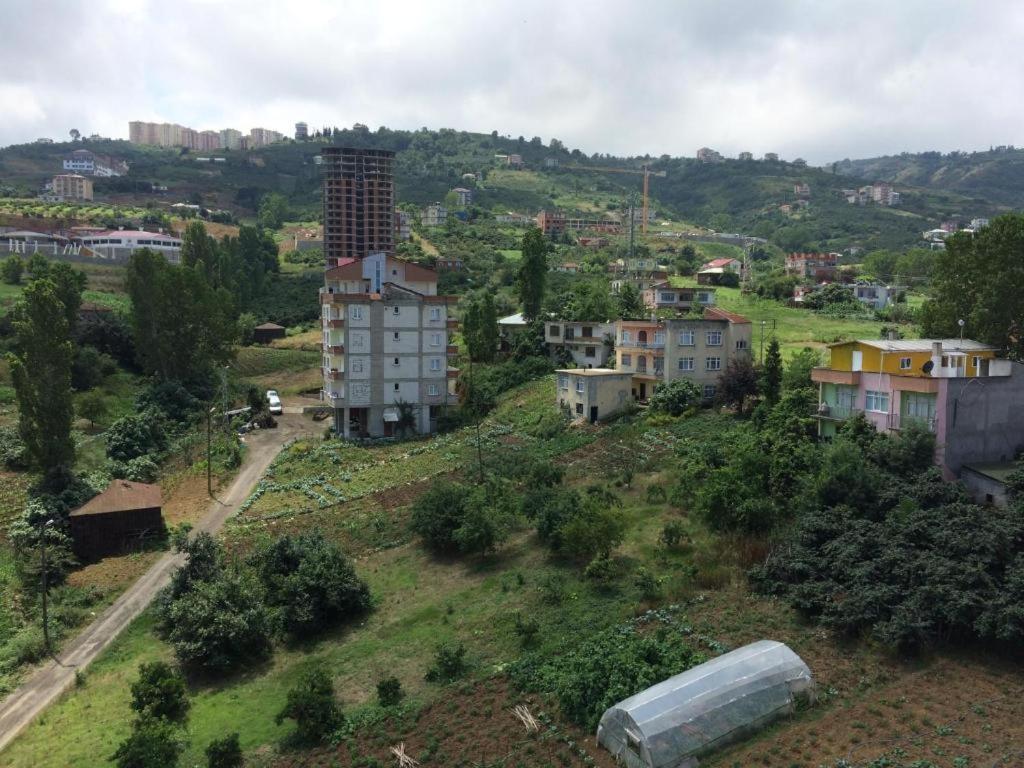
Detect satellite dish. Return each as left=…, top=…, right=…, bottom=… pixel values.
left=922, top=360, right=934, bottom=374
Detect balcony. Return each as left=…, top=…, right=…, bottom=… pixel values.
left=447, top=368, right=460, bottom=378
left=814, top=403, right=862, bottom=421
left=446, top=319, right=459, bottom=329
left=327, top=369, right=342, bottom=381
left=324, top=389, right=344, bottom=403
left=620, top=340, right=665, bottom=350
left=446, top=345, right=458, bottom=355
left=327, top=319, right=344, bottom=329
left=325, top=345, right=344, bottom=355
left=810, top=368, right=861, bottom=386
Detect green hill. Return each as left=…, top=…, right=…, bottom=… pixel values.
left=0, top=128, right=1007, bottom=253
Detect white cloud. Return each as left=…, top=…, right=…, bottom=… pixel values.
left=2, top=0, right=1024, bottom=162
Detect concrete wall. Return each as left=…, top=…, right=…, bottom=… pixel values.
left=941, top=363, right=1024, bottom=474
left=556, top=372, right=632, bottom=421
left=959, top=468, right=1009, bottom=508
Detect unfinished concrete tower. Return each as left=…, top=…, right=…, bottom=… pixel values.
left=321, top=147, right=395, bottom=267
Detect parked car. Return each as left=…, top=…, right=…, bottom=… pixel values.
left=266, top=390, right=283, bottom=415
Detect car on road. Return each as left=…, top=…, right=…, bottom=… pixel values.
left=266, top=390, right=283, bottom=415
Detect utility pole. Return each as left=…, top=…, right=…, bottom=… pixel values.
left=469, top=356, right=484, bottom=483
left=760, top=320, right=767, bottom=363
left=207, top=406, right=215, bottom=496
left=39, top=518, right=54, bottom=654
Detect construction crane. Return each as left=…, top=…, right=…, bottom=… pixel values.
left=562, top=164, right=667, bottom=233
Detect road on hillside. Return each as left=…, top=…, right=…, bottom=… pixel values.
left=0, top=413, right=315, bottom=754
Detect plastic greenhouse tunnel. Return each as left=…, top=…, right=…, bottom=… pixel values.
left=597, top=640, right=814, bottom=768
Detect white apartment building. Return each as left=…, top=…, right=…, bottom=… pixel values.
left=545, top=321, right=616, bottom=367
left=320, top=253, right=457, bottom=438
left=421, top=203, right=448, bottom=227
left=62, top=149, right=127, bottom=177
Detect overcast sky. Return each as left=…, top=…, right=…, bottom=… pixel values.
left=3, top=0, right=1023, bottom=163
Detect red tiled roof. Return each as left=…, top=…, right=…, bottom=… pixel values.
left=703, top=307, right=751, bottom=324
left=71, top=480, right=162, bottom=517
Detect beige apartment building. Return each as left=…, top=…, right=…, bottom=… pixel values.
left=51, top=174, right=93, bottom=201
left=545, top=321, right=616, bottom=367
left=556, top=369, right=632, bottom=422
left=615, top=308, right=752, bottom=401
left=320, top=254, right=458, bottom=437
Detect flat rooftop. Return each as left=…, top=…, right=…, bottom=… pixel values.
left=556, top=368, right=631, bottom=377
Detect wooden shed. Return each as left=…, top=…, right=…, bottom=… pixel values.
left=69, top=480, right=165, bottom=560
left=253, top=322, right=287, bottom=344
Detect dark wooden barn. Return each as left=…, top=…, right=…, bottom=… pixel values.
left=68, top=480, right=165, bottom=560
left=253, top=322, right=287, bottom=344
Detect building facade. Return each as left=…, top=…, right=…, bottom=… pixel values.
left=51, top=174, right=93, bottom=201
left=615, top=308, right=752, bottom=401
left=321, top=147, right=395, bottom=268
left=62, top=149, right=127, bottom=177
left=295, top=122, right=308, bottom=140
left=811, top=339, right=1024, bottom=478
left=642, top=281, right=716, bottom=312
left=556, top=369, right=632, bottom=422
left=546, top=321, right=615, bottom=367
left=535, top=210, right=622, bottom=237
left=421, top=203, right=447, bottom=227
left=320, top=254, right=457, bottom=437
left=785, top=252, right=838, bottom=281
left=75, top=230, right=182, bottom=263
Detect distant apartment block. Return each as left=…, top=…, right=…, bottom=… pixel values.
left=786, top=252, right=838, bottom=282
left=421, top=203, right=448, bottom=227
left=643, top=281, right=716, bottom=313
left=51, top=174, right=93, bottom=201
left=615, top=308, right=752, bottom=401
left=321, top=147, right=395, bottom=268
left=395, top=211, right=411, bottom=241
left=63, top=149, right=128, bottom=177
left=249, top=127, right=284, bottom=147
left=129, top=120, right=283, bottom=150
left=494, top=212, right=534, bottom=226
left=220, top=128, right=243, bottom=150
left=738, top=151, right=754, bottom=161
left=763, top=153, right=779, bottom=162
left=696, top=147, right=723, bottom=163
left=535, top=210, right=622, bottom=237
left=451, top=187, right=473, bottom=206
left=970, top=217, right=990, bottom=230
left=295, top=122, right=308, bottom=140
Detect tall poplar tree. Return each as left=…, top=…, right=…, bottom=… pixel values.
left=517, top=227, right=548, bottom=321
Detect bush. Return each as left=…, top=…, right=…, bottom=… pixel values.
left=376, top=676, right=404, bottom=707
left=71, top=346, right=109, bottom=391
left=136, top=380, right=201, bottom=425
left=648, top=379, right=702, bottom=416
left=77, top=390, right=109, bottom=428
left=634, top=567, right=662, bottom=600
left=112, top=717, right=184, bottom=768
left=583, top=553, right=617, bottom=584
left=129, top=662, right=190, bottom=723
left=410, top=480, right=471, bottom=553
left=659, top=520, right=689, bottom=549
left=106, top=414, right=167, bottom=463
left=74, top=311, right=136, bottom=369
left=424, top=642, right=467, bottom=683
left=160, top=570, right=272, bottom=673
left=410, top=480, right=513, bottom=556
left=205, top=733, right=243, bottom=768
left=250, top=530, right=371, bottom=639
left=513, top=612, right=540, bottom=648
left=0, top=425, right=30, bottom=469
left=275, top=667, right=343, bottom=745
left=559, top=496, right=628, bottom=562
left=2, top=255, right=24, bottom=285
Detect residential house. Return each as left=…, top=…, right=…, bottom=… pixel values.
left=697, top=257, right=743, bottom=285
left=546, top=321, right=615, bottom=367
left=451, top=187, right=473, bottom=206
left=544, top=158, right=560, bottom=168
left=970, top=217, right=990, bottom=230
left=793, top=183, right=810, bottom=198
left=615, top=308, right=752, bottom=401
left=498, top=312, right=528, bottom=353
left=51, top=173, right=93, bottom=201
left=555, top=262, right=579, bottom=273
left=395, top=210, right=411, bottom=241
left=577, top=236, right=609, bottom=248
left=435, top=258, right=464, bottom=271
left=556, top=369, right=632, bottom=422
left=421, top=203, right=448, bottom=227
left=642, top=281, right=716, bottom=313
left=811, top=339, right=1024, bottom=480
left=507, top=153, right=524, bottom=168
left=785, top=252, right=838, bottom=282
left=62, top=149, right=128, bottom=177
left=852, top=281, right=896, bottom=310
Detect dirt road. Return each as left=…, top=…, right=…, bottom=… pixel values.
left=0, top=414, right=313, bottom=754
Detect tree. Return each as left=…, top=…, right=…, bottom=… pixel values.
left=46, top=262, right=87, bottom=331
left=26, top=253, right=50, bottom=280
left=180, top=221, right=220, bottom=284
left=204, top=734, right=243, bottom=768
left=517, top=228, right=547, bottom=321
left=461, top=297, right=482, bottom=361
left=2, top=256, right=24, bottom=285
left=8, top=279, right=75, bottom=484
left=77, top=390, right=109, bottom=428
left=761, top=338, right=783, bottom=404
left=69, top=128, right=80, bottom=142
left=106, top=414, right=167, bottom=462
left=257, top=193, right=289, bottom=230
left=783, top=347, right=820, bottom=391
left=717, top=357, right=760, bottom=413
left=921, top=214, right=1024, bottom=358
left=275, top=667, right=343, bottom=745
left=477, top=291, right=498, bottom=362
left=410, top=480, right=512, bottom=556
left=616, top=282, right=646, bottom=320
left=648, top=379, right=701, bottom=416
left=130, top=662, right=190, bottom=723
left=112, top=717, right=184, bottom=768
left=250, top=530, right=371, bottom=638
left=559, top=495, right=628, bottom=562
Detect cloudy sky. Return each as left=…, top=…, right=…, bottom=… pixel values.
left=3, top=0, right=1023, bottom=163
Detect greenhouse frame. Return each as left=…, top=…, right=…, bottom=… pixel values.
left=596, top=640, right=813, bottom=768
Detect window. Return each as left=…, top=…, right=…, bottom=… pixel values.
left=698, top=292, right=713, bottom=303
left=703, top=384, right=717, bottom=399
left=350, top=306, right=363, bottom=320
left=621, top=353, right=632, bottom=366
left=575, top=403, right=583, bottom=415
left=654, top=331, right=665, bottom=345
left=430, top=307, right=441, bottom=321
left=351, top=359, right=363, bottom=373
left=654, top=358, right=664, bottom=373
left=973, top=356, right=981, bottom=369
left=393, top=306, right=400, bottom=315
left=549, top=324, right=560, bottom=337
left=581, top=326, right=593, bottom=337
left=431, top=333, right=442, bottom=346
left=393, top=332, right=400, bottom=341
left=705, top=357, right=721, bottom=371
left=865, top=390, right=890, bottom=412
left=659, top=292, right=676, bottom=302
left=393, top=357, right=400, bottom=366
left=899, top=357, right=912, bottom=370
left=678, top=357, right=694, bottom=371
left=736, top=339, right=748, bottom=350
left=575, top=379, right=585, bottom=393
left=706, top=331, right=723, bottom=346
left=323, top=356, right=330, bottom=369
left=394, top=382, right=400, bottom=391
left=678, top=330, right=695, bottom=346
left=428, top=384, right=439, bottom=396
left=558, top=375, right=569, bottom=390
left=585, top=346, right=596, bottom=358
left=430, top=358, right=442, bottom=371
left=622, top=330, right=634, bottom=344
